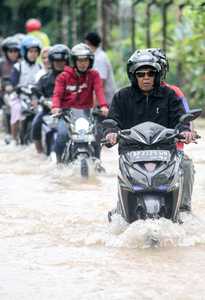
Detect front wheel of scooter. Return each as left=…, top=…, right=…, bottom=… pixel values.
left=81, top=158, right=89, bottom=178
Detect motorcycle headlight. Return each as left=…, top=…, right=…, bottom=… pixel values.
left=124, top=162, right=148, bottom=189
left=152, top=163, right=176, bottom=190
left=75, top=118, right=89, bottom=133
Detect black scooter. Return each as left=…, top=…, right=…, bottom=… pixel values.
left=103, top=109, right=201, bottom=224
left=39, top=97, right=58, bottom=156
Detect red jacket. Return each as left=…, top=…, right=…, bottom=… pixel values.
left=162, top=82, right=185, bottom=97
left=52, top=66, right=107, bottom=109
left=162, top=81, right=190, bottom=150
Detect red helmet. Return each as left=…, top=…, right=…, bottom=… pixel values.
left=25, top=18, right=42, bottom=32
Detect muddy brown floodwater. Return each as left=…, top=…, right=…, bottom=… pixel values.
left=0, top=127, right=205, bottom=299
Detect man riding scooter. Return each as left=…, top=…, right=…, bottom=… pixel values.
left=105, top=49, right=196, bottom=221
left=51, top=43, right=108, bottom=166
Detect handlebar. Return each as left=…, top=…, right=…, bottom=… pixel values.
left=101, top=130, right=201, bottom=147
left=92, top=107, right=103, bottom=117
left=52, top=112, right=62, bottom=118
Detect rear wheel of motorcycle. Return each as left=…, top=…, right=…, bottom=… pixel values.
left=24, top=121, right=32, bottom=144
left=81, top=158, right=89, bottom=178
left=20, top=119, right=32, bottom=145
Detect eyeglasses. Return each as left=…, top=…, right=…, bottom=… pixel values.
left=135, top=70, right=156, bottom=78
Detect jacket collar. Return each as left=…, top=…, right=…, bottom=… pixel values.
left=132, top=85, right=164, bottom=101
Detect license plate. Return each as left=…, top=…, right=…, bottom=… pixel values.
left=127, top=150, right=171, bottom=162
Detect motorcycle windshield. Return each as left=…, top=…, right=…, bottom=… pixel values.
left=121, top=122, right=175, bottom=146
left=68, top=108, right=91, bottom=122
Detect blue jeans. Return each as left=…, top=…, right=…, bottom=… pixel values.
left=31, top=111, right=46, bottom=140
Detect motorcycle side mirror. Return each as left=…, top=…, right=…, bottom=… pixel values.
left=102, top=119, right=118, bottom=128
left=188, top=109, right=202, bottom=120
left=121, top=129, right=131, bottom=135
left=179, top=108, right=202, bottom=124
left=179, top=114, right=193, bottom=124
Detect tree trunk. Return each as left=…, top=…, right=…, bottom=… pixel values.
left=131, top=2, right=136, bottom=52
left=96, top=0, right=107, bottom=48
left=97, top=0, right=103, bottom=38
left=161, top=0, right=173, bottom=52
left=131, top=0, right=144, bottom=52
left=146, top=3, right=151, bottom=48
left=176, top=3, right=189, bottom=85
left=146, top=1, right=158, bottom=48
left=56, top=0, right=63, bottom=42
left=61, top=0, right=69, bottom=45
left=97, top=0, right=117, bottom=49
left=101, top=0, right=109, bottom=49
left=70, top=0, right=77, bottom=45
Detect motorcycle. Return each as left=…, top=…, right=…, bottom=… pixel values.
left=103, top=109, right=202, bottom=224
left=1, top=77, right=13, bottom=141
left=40, top=97, right=58, bottom=156
left=17, top=85, right=39, bottom=145
left=60, top=108, right=103, bottom=178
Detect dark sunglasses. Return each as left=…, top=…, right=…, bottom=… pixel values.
left=135, top=70, right=156, bottom=78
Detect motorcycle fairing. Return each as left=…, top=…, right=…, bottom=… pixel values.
left=116, top=121, right=185, bottom=223
left=120, top=122, right=175, bottom=146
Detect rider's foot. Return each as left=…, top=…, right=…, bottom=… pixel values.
left=95, top=160, right=106, bottom=173
left=50, top=151, right=57, bottom=164
left=34, top=140, right=43, bottom=154
left=107, top=208, right=117, bottom=222
left=4, top=135, right=12, bottom=145
left=56, top=155, right=63, bottom=165
left=8, top=139, right=18, bottom=147
left=179, top=205, right=191, bottom=213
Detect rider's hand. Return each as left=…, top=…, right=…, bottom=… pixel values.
left=106, top=132, right=118, bottom=145
left=52, top=108, right=61, bottom=115
left=31, top=99, right=38, bottom=108
left=100, top=106, right=109, bottom=117
left=180, top=131, right=195, bottom=144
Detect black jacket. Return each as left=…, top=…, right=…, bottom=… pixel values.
left=107, top=85, right=188, bottom=131
left=36, top=71, right=58, bottom=98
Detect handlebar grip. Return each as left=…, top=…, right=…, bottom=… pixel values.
left=101, top=138, right=107, bottom=144
left=177, top=134, right=185, bottom=140
left=92, top=109, right=102, bottom=116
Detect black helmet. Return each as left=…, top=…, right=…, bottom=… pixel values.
left=48, top=44, right=70, bottom=65
left=71, top=43, right=94, bottom=69
left=127, top=50, right=161, bottom=87
left=1, top=36, right=21, bottom=53
left=147, top=48, right=169, bottom=79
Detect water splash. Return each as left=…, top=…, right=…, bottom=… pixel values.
left=106, top=213, right=205, bottom=249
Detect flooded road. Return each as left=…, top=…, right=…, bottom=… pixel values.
left=0, top=127, right=205, bottom=299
